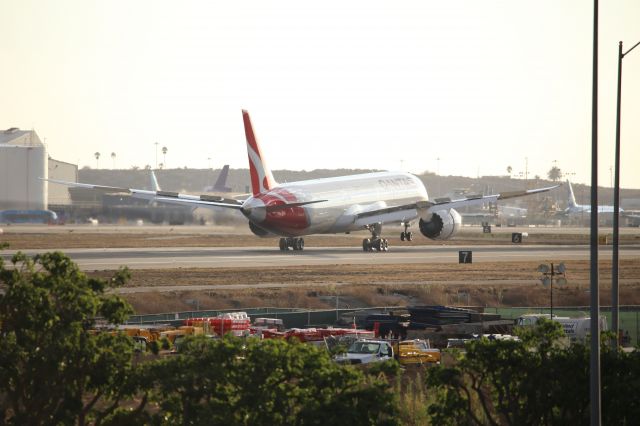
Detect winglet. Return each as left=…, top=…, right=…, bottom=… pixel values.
left=242, top=110, right=276, bottom=195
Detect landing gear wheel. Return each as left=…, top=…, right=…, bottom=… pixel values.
left=406, top=232, right=413, bottom=241
left=296, top=238, right=305, bottom=251
left=279, top=238, right=288, bottom=251
left=362, top=238, right=371, bottom=252
left=383, top=239, right=389, bottom=251
left=400, top=232, right=406, bottom=241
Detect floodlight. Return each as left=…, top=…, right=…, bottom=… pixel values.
left=537, top=264, right=550, bottom=273
left=556, top=277, right=567, bottom=286
left=541, top=277, right=551, bottom=287
left=557, top=263, right=566, bottom=273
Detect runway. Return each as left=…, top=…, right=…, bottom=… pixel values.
left=3, top=244, right=639, bottom=270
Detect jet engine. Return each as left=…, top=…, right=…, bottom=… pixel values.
left=418, top=208, right=461, bottom=240
left=248, top=220, right=273, bottom=237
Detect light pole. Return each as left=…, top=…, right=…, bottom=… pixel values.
left=538, top=263, right=567, bottom=319
left=612, top=39, right=640, bottom=351
left=589, top=2, right=601, bottom=423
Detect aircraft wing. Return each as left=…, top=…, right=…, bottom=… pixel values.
left=622, top=210, right=640, bottom=220
left=355, top=184, right=560, bottom=223
left=44, top=178, right=244, bottom=210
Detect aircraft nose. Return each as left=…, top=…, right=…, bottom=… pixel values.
left=241, top=197, right=266, bottom=223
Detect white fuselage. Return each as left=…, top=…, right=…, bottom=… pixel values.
left=241, top=171, right=428, bottom=237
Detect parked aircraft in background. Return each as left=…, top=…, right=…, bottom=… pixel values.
left=47, top=110, right=559, bottom=251
left=0, top=209, right=58, bottom=224
left=565, top=179, right=616, bottom=215
left=562, top=179, right=640, bottom=225
left=204, top=165, right=233, bottom=193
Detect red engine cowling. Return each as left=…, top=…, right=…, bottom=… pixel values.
left=418, top=209, right=461, bottom=240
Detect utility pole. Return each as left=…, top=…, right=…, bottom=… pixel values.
left=154, top=142, right=159, bottom=169
left=612, top=38, right=640, bottom=351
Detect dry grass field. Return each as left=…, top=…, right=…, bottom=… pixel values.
left=85, top=260, right=640, bottom=314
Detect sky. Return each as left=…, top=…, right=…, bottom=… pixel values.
left=1, top=1, right=639, bottom=189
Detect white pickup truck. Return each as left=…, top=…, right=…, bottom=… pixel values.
left=334, top=339, right=394, bottom=365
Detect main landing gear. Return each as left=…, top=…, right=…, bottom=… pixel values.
left=400, top=222, right=413, bottom=241
left=362, top=223, right=389, bottom=252
left=279, top=237, right=305, bottom=251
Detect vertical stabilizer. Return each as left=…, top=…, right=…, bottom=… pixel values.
left=566, top=179, right=577, bottom=209
left=150, top=170, right=161, bottom=191
left=242, top=110, right=276, bottom=195
left=213, top=164, right=232, bottom=192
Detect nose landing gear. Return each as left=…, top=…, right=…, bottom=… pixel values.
left=279, top=237, right=305, bottom=251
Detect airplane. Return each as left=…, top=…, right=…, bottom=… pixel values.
left=565, top=179, right=616, bottom=215
left=46, top=110, right=559, bottom=251
left=204, top=164, right=233, bottom=193
left=564, top=179, right=640, bottom=224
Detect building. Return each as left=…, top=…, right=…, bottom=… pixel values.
left=48, top=158, right=78, bottom=207
left=0, top=128, right=47, bottom=210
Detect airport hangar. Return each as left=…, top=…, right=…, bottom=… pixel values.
left=0, top=128, right=76, bottom=213
left=0, top=127, right=192, bottom=224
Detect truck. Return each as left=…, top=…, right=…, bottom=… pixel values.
left=334, top=339, right=394, bottom=365
left=515, top=314, right=608, bottom=343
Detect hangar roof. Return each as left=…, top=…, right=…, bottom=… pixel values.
left=0, top=128, right=43, bottom=147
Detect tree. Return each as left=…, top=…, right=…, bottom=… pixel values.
left=147, top=335, right=399, bottom=425
left=0, top=252, right=143, bottom=425
left=547, top=166, right=562, bottom=182
left=94, top=152, right=100, bottom=169
left=425, top=320, right=640, bottom=425
left=162, top=146, right=167, bottom=169
left=506, top=165, right=512, bottom=177
left=110, top=152, right=116, bottom=169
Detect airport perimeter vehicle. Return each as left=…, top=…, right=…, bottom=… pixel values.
left=47, top=110, right=558, bottom=251
left=0, top=209, right=58, bottom=224
left=334, top=339, right=394, bottom=365
left=516, top=314, right=608, bottom=343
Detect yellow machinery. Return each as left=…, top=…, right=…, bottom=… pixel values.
left=397, top=339, right=440, bottom=365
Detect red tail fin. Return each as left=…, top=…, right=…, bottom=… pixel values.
left=242, top=110, right=276, bottom=195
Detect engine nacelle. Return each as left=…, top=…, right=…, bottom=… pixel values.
left=418, top=208, right=461, bottom=240
left=248, top=220, right=274, bottom=237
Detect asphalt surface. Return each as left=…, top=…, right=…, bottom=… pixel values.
left=3, top=244, right=639, bottom=270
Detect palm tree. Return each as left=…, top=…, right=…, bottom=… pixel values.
left=111, top=152, right=116, bottom=169
left=547, top=166, right=562, bottom=182
left=507, top=166, right=512, bottom=177
left=162, top=146, right=168, bottom=169
left=94, top=152, right=100, bottom=169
